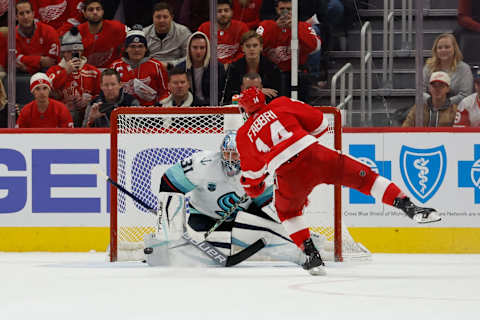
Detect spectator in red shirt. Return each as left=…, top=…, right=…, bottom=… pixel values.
left=15, top=0, right=59, bottom=74
left=30, top=0, right=85, bottom=36
left=47, top=26, right=101, bottom=127
left=16, top=72, right=73, bottom=128
left=198, top=0, right=249, bottom=68
left=78, top=0, right=127, bottom=69
left=109, top=25, right=169, bottom=106
left=232, top=0, right=262, bottom=30
left=256, top=0, right=320, bottom=100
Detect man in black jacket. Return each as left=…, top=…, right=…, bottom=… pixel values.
left=83, top=69, right=139, bottom=127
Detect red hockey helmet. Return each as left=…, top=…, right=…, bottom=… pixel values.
left=239, top=87, right=266, bottom=114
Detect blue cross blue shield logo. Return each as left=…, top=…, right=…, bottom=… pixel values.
left=400, top=145, right=447, bottom=203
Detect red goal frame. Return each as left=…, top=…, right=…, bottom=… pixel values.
left=109, top=106, right=343, bottom=262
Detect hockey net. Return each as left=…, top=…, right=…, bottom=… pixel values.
left=110, top=107, right=370, bottom=263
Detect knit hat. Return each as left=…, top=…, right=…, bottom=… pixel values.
left=30, top=72, right=52, bottom=92
left=429, top=71, right=451, bottom=87
left=125, top=25, right=147, bottom=47
left=61, top=26, right=84, bottom=52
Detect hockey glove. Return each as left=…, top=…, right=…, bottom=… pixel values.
left=244, top=181, right=266, bottom=198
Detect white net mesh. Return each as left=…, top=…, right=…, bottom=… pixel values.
left=111, top=107, right=370, bottom=262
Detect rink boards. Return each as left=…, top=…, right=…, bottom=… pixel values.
left=0, top=127, right=479, bottom=253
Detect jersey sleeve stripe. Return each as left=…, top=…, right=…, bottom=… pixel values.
left=267, top=135, right=317, bottom=175
left=310, top=116, right=328, bottom=137
left=242, top=164, right=268, bottom=180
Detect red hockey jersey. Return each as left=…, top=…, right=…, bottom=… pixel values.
left=16, top=98, right=73, bottom=128
left=256, top=20, right=320, bottom=72
left=232, top=0, right=262, bottom=30
left=198, top=20, right=249, bottom=64
left=16, top=21, right=60, bottom=74
left=454, top=93, right=480, bottom=127
left=31, top=0, right=85, bottom=36
left=46, top=58, right=101, bottom=106
left=236, top=96, right=328, bottom=187
left=78, top=20, right=127, bottom=69
left=109, top=58, right=169, bottom=106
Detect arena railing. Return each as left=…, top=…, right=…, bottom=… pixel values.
left=330, top=63, right=353, bottom=127
left=361, top=21, right=373, bottom=125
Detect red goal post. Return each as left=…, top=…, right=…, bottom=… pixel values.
left=109, top=106, right=359, bottom=263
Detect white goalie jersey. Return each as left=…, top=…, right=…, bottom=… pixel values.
left=160, top=150, right=273, bottom=221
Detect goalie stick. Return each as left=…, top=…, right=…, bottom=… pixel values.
left=204, top=193, right=249, bottom=239
left=97, top=169, right=265, bottom=267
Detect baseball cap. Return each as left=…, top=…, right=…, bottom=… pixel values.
left=429, top=71, right=451, bottom=87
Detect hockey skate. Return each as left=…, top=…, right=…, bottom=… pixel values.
left=393, top=197, right=441, bottom=224
left=302, top=238, right=326, bottom=276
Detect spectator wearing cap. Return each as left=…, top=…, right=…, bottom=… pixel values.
left=455, top=67, right=480, bottom=127
left=423, top=33, right=473, bottom=106
left=109, top=25, right=169, bottom=106
left=403, top=72, right=458, bottom=127
left=16, top=72, right=73, bottom=128
left=143, top=2, right=191, bottom=70
left=78, top=0, right=127, bottom=68
left=15, top=0, right=60, bottom=74
left=47, top=26, right=101, bottom=127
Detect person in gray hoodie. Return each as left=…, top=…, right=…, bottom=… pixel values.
left=176, top=31, right=227, bottom=106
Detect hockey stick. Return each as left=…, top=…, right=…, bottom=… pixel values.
left=204, top=193, right=249, bottom=239
left=98, top=169, right=264, bottom=267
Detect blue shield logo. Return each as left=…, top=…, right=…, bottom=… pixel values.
left=400, top=145, right=447, bottom=203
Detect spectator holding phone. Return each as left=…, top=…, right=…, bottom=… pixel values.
left=47, top=26, right=101, bottom=127
left=83, top=68, right=139, bottom=128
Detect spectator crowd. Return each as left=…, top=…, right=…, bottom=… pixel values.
left=0, top=0, right=479, bottom=128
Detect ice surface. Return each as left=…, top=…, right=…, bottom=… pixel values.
left=1, top=252, right=479, bottom=320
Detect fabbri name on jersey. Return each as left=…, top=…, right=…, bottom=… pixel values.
left=247, top=110, right=278, bottom=142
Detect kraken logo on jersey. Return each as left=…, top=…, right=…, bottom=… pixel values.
left=215, top=192, right=247, bottom=220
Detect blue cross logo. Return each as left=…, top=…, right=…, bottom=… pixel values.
left=458, top=144, right=480, bottom=204
left=348, top=145, right=391, bottom=204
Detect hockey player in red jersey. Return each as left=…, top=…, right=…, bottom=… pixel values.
left=30, top=0, right=85, bottom=36
left=109, top=26, right=169, bottom=106
left=78, top=0, right=127, bottom=68
left=15, top=0, right=60, bottom=74
left=198, top=0, right=249, bottom=66
left=236, top=87, right=441, bottom=276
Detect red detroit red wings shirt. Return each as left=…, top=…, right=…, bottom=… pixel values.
left=236, top=96, right=328, bottom=187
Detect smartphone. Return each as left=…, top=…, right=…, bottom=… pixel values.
left=99, top=102, right=115, bottom=114
left=280, top=8, right=290, bottom=18
left=72, top=52, right=80, bottom=58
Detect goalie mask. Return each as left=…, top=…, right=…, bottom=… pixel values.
left=220, top=131, right=241, bottom=177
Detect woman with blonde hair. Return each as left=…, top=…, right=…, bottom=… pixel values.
left=423, top=33, right=473, bottom=105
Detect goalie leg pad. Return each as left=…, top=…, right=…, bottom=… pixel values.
left=232, top=211, right=305, bottom=264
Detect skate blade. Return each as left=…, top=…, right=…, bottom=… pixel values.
left=414, top=212, right=441, bottom=224
left=308, top=265, right=327, bottom=276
